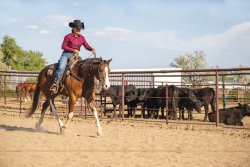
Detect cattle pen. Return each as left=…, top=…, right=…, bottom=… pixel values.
left=0, top=68, right=250, bottom=127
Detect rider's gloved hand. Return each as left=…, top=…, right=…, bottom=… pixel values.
left=92, top=49, right=96, bottom=54
left=74, top=49, right=79, bottom=54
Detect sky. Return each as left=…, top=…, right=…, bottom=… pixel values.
left=0, top=0, right=250, bottom=70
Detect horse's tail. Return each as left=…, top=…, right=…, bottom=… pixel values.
left=26, top=84, right=40, bottom=118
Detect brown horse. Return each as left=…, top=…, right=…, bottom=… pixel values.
left=26, top=57, right=112, bottom=135
left=16, top=83, right=37, bottom=102
left=16, top=84, right=22, bottom=101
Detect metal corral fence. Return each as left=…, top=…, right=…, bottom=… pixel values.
left=108, top=68, right=250, bottom=126
left=0, top=68, right=250, bottom=126
left=0, top=70, right=104, bottom=119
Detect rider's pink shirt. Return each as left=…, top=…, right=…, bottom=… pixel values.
left=61, top=33, right=93, bottom=52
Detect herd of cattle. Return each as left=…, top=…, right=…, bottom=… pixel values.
left=102, top=85, right=250, bottom=126
left=13, top=83, right=250, bottom=126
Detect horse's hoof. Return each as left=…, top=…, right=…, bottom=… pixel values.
left=35, top=123, right=43, bottom=131
left=60, top=127, right=66, bottom=135
left=60, top=129, right=65, bottom=135
left=35, top=123, right=39, bottom=130
left=97, top=131, right=103, bottom=136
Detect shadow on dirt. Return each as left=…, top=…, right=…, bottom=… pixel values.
left=0, top=124, right=57, bottom=135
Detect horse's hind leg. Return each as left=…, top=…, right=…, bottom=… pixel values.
left=49, top=99, right=64, bottom=134
left=36, top=99, right=50, bottom=130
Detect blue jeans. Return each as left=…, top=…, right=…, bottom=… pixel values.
left=54, top=51, right=73, bottom=84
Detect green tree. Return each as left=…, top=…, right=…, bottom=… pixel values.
left=231, top=64, right=250, bottom=83
left=12, top=49, right=28, bottom=70
left=0, top=48, right=11, bottom=70
left=1, top=35, right=47, bottom=71
left=169, top=50, right=214, bottom=86
left=215, top=64, right=250, bottom=82
left=0, top=35, right=23, bottom=68
left=25, top=50, right=47, bottom=71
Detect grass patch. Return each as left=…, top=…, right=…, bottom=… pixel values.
left=1, top=88, right=17, bottom=98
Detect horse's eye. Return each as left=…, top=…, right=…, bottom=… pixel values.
left=99, top=70, right=103, bottom=73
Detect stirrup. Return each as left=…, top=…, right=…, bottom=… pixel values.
left=50, top=84, right=59, bottom=94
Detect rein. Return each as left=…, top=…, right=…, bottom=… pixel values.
left=69, top=69, right=85, bottom=83
left=87, top=53, right=96, bottom=59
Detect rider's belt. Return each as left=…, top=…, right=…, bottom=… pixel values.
left=64, top=50, right=74, bottom=53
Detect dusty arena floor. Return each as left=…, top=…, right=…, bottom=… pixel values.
left=0, top=111, right=250, bottom=167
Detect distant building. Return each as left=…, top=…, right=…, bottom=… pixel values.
left=218, top=79, right=249, bottom=90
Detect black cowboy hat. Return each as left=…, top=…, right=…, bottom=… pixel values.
left=69, top=20, right=84, bottom=30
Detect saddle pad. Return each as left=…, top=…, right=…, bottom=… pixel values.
left=47, top=63, right=58, bottom=76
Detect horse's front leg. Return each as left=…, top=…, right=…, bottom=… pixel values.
left=88, top=92, right=103, bottom=136
left=63, top=94, right=77, bottom=130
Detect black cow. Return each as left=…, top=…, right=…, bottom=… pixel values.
left=151, top=86, right=202, bottom=120
left=178, top=88, right=202, bottom=120
left=152, top=85, right=181, bottom=120
left=125, top=87, right=156, bottom=119
left=126, top=88, right=148, bottom=118
left=125, top=89, right=138, bottom=118
left=102, top=85, right=136, bottom=117
left=125, top=87, right=161, bottom=119
left=166, top=86, right=202, bottom=120
left=180, top=88, right=215, bottom=121
left=208, top=103, right=250, bottom=126
left=142, top=88, right=159, bottom=119
left=135, top=85, right=201, bottom=120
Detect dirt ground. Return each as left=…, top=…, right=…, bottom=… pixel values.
left=0, top=111, right=250, bottom=167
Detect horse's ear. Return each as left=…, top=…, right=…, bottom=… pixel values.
left=107, top=58, right=112, bottom=65
left=99, top=57, right=103, bottom=63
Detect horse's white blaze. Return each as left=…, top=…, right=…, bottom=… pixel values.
left=103, top=66, right=110, bottom=90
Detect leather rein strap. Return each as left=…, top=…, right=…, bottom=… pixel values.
left=69, top=69, right=85, bottom=83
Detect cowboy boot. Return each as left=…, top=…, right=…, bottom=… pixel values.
left=50, top=84, right=59, bottom=94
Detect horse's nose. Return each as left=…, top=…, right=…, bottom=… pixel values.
left=102, top=84, right=110, bottom=90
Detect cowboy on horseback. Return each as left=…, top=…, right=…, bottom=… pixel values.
left=50, top=20, right=96, bottom=93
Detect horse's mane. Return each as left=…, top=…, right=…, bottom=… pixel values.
left=75, top=58, right=100, bottom=70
